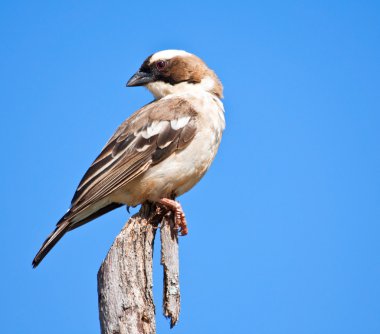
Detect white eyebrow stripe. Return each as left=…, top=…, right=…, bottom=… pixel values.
left=149, top=50, right=191, bottom=63
left=171, top=116, right=191, bottom=130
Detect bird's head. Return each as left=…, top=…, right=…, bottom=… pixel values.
left=127, top=50, right=223, bottom=99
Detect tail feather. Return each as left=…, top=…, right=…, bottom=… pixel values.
left=32, top=202, right=123, bottom=268
left=32, top=219, right=71, bottom=268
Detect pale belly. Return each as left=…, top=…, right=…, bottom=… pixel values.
left=111, top=95, right=225, bottom=206
left=111, top=125, right=222, bottom=206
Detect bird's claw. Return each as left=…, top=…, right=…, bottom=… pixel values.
left=158, top=198, right=188, bottom=236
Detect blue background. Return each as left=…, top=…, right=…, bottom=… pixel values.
left=1, top=1, right=379, bottom=333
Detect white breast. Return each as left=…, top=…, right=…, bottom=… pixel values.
left=114, top=92, right=225, bottom=205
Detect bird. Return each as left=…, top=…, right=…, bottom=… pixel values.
left=32, top=50, right=225, bottom=268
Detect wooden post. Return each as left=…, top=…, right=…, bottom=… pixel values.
left=160, top=215, right=180, bottom=328
left=97, top=203, right=181, bottom=334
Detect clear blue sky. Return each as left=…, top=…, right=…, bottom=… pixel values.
left=1, top=1, right=379, bottom=333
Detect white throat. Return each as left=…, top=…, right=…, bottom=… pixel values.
left=146, top=76, right=217, bottom=99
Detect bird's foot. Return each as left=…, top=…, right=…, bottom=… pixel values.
left=126, top=204, right=138, bottom=214
left=158, top=198, right=188, bottom=236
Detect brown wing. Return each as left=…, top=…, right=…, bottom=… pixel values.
left=32, top=97, right=198, bottom=268
left=68, top=97, right=197, bottom=219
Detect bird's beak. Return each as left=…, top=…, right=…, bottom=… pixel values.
left=126, top=70, right=154, bottom=87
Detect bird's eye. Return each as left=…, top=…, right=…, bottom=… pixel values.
left=156, top=60, right=167, bottom=71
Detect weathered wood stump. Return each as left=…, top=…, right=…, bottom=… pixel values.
left=97, top=203, right=181, bottom=334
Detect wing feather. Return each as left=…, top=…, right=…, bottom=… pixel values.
left=67, top=97, right=197, bottom=220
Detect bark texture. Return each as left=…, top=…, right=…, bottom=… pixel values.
left=98, top=203, right=181, bottom=334
left=160, top=215, right=180, bottom=327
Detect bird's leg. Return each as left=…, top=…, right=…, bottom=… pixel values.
left=157, top=198, right=188, bottom=236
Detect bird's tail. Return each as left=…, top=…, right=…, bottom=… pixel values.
left=32, top=219, right=71, bottom=268
left=32, top=203, right=123, bottom=268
